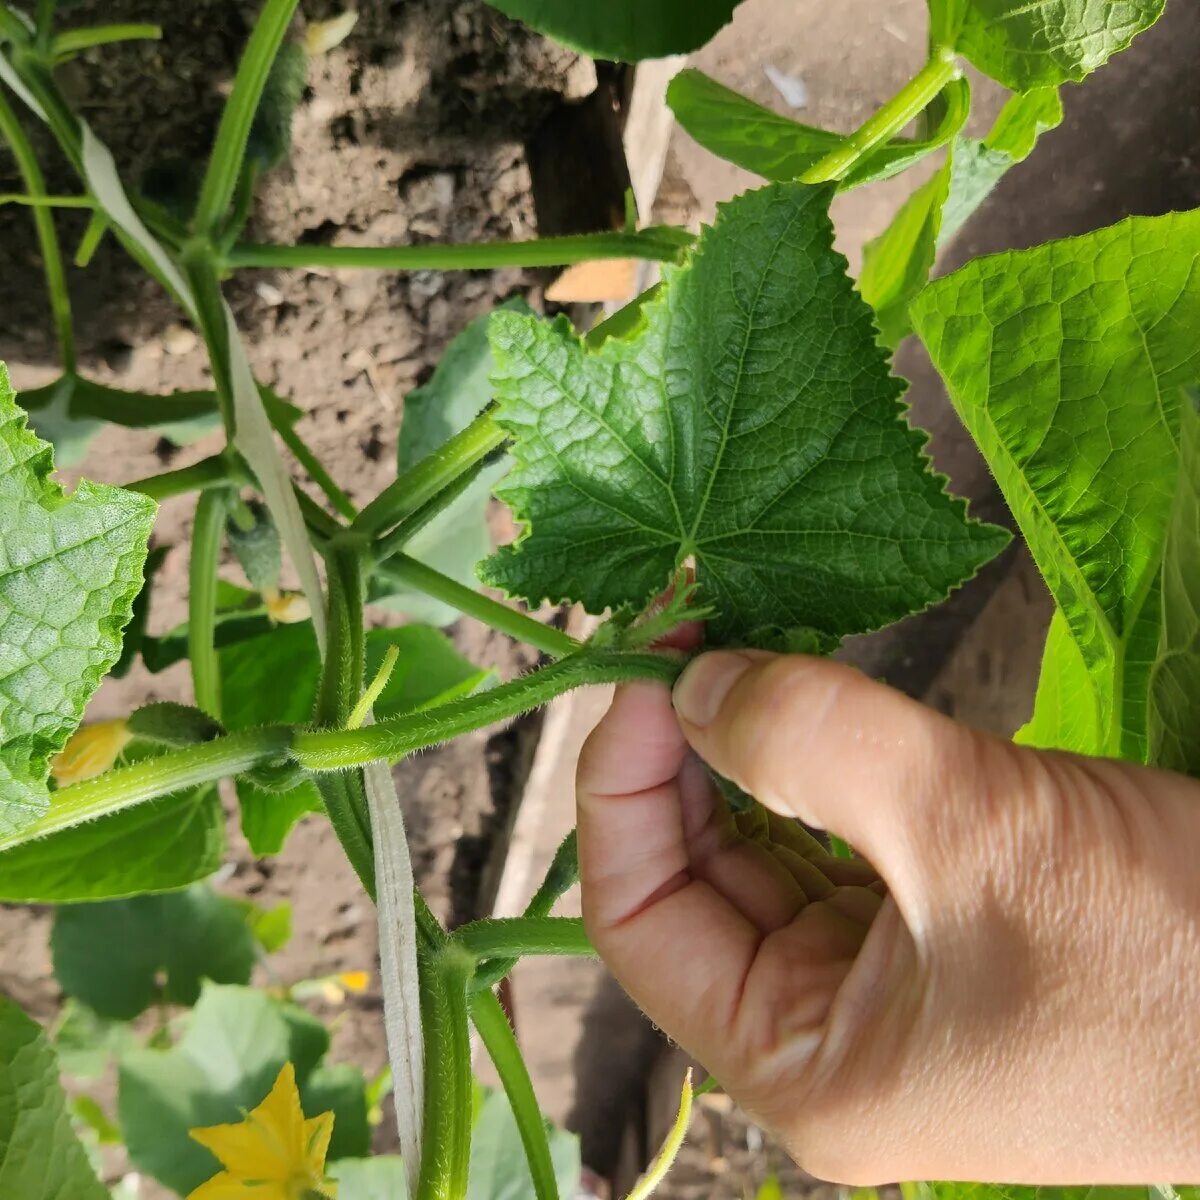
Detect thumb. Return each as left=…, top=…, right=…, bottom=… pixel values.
left=670, top=650, right=978, bottom=879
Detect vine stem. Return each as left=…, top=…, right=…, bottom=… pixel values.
left=292, top=649, right=681, bottom=770
left=226, top=228, right=692, bottom=272
left=188, top=489, right=228, bottom=718
left=14, top=649, right=681, bottom=851
left=801, top=51, right=959, bottom=184
left=127, top=454, right=237, bottom=501
left=380, top=554, right=579, bottom=660
left=453, top=916, right=593, bottom=961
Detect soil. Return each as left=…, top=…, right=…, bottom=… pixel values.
left=0, top=0, right=591, bottom=1181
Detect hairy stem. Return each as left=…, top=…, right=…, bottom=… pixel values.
left=188, top=489, right=228, bottom=718
left=801, top=52, right=959, bottom=184
left=293, top=648, right=680, bottom=770
left=454, top=916, right=593, bottom=962
left=354, top=409, right=505, bottom=536
left=378, top=554, right=579, bottom=660
left=227, top=228, right=693, bottom=272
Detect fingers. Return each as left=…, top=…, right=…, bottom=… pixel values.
left=671, top=651, right=977, bottom=879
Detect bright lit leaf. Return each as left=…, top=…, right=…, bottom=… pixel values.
left=0, top=365, right=155, bottom=833
left=913, top=211, right=1197, bottom=759
left=483, top=182, right=1007, bottom=647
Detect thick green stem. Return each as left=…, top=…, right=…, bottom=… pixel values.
left=379, top=555, right=578, bottom=660
left=354, top=410, right=505, bottom=536
left=801, top=52, right=959, bottom=184
left=3, top=727, right=293, bottom=849
left=293, top=649, right=680, bottom=770
left=227, top=228, right=692, bottom=272
left=189, top=489, right=228, bottom=718
left=313, top=539, right=366, bottom=728
left=416, top=944, right=475, bottom=1200
left=127, top=454, right=235, bottom=501
left=0, top=86, right=74, bottom=370
left=470, top=991, right=562, bottom=1200
left=455, top=916, right=593, bottom=962
left=192, top=0, right=299, bottom=237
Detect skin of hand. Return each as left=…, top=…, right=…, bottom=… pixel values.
left=575, top=648, right=1200, bottom=1185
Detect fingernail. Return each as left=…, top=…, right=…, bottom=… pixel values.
left=672, top=652, right=753, bottom=727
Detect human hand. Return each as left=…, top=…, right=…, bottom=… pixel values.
left=576, top=649, right=1200, bottom=1185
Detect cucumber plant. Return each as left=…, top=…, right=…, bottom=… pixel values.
left=0, top=0, right=1195, bottom=1197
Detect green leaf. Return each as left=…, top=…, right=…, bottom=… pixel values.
left=53, top=999, right=138, bottom=1079
left=239, top=898, right=293, bottom=953
left=51, top=883, right=256, bottom=1019
left=952, top=0, right=1165, bottom=90
left=0, top=786, right=224, bottom=902
left=468, top=1086, right=580, bottom=1200
left=0, top=367, right=156, bottom=833
left=112, top=544, right=169, bottom=678
left=666, top=68, right=970, bottom=189
left=860, top=87, right=1062, bottom=349
left=0, top=995, right=109, bottom=1200
left=238, top=778, right=324, bottom=855
left=128, top=700, right=224, bottom=747
left=1149, top=394, right=1200, bottom=775
left=118, top=983, right=366, bottom=1195
left=331, top=1157, right=410, bottom=1200
left=482, top=182, right=1007, bottom=647
left=912, top=211, right=1196, bottom=760
left=226, top=498, right=282, bottom=593
left=484, top=0, right=743, bottom=61
left=379, top=301, right=528, bottom=625
left=939, top=87, right=1063, bottom=247
left=860, top=162, right=952, bottom=348
left=303, top=1061, right=371, bottom=1161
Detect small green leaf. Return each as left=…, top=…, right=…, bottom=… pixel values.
left=860, top=163, right=952, bottom=348
left=1149, top=394, right=1200, bottom=776
left=483, top=182, right=1007, bottom=647
left=0, top=995, right=109, bottom=1200
left=485, top=0, right=744, bottom=61
left=238, top=778, right=324, bottom=855
left=51, top=883, right=256, bottom=1020
left=118, top=983, right=366, bottom=1195
left=128, top=701, right=223, bottom=747
left=0, top=367, right=155, bottom=833
left=378, top=301, right=528, bottom=625
left=226, top=498, right=282, bottom=592
left=913, top=211, right=1196, bottom=760
left=0, top=786, right=224, bottom=902
left=667, top=68, right=970, bottom=189
left=952, top=0, right=1165, bottom=90
left=238, top=898, right=293, bottom=953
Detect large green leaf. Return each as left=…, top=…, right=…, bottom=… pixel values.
left=912, top=212, right=1196, bottom=760
left=118, top=983, right=368, bottom=1195
left=0, top=367, right=155, bottom=832
left=377, top=301, right=527, bottom=625
left=0, top=785, right=224, bottom=902
left=51, top=883, right=256, bottom=1019
left=950, top=0, right=1166, bottom=90
left=860, top=87, right=1062, bottom=349
left=484, top=0, right=743, bottom=61
left=1150, top=394, right=1200, bottom=775
left=0, top=995, right=108, bottom=1200
left=666, top=68, right=970, bottom=189
left=482, top=182, right=1007, bottom=647
left=468, top=1087, right=580, bottom=1200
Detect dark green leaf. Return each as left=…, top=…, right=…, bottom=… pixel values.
left=303, top=1062, right=371, bottom=1160
left=485, top=0, right=744, bottom=61
left=483, top=182, right=1007, bottom=647
left=912, top=211, right=1196, bottom=760
left=0, top=368, right=156, bottom=834
left=667, top=68, right=970, bottom=189
left=128, top=701, right=223, bottom=747
left=952, top=0, right=1165, bottom=90
left=52, top=883, right=256, bottom=1019
left=118, top=983, right=366, bottom=1195
left=0, top=786, right=224, bottom=902
left=0, top=995, right=108, bottom=1200
left=1150, top=394, right=1200, bottom=776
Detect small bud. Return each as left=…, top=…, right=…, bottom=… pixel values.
left=51, top=720, right=132, bottom=786
left=305, top=9, right=358, bottom=56
left=263, top=588, right=311, bottom=625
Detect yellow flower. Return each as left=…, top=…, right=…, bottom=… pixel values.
left=51, top=719, right=132, bottom=786
left=336, top=971, right=369, bottom=994
left=263, top=588, right=312, bottom=625
left=187, top=1063, right=337, bottom=1200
